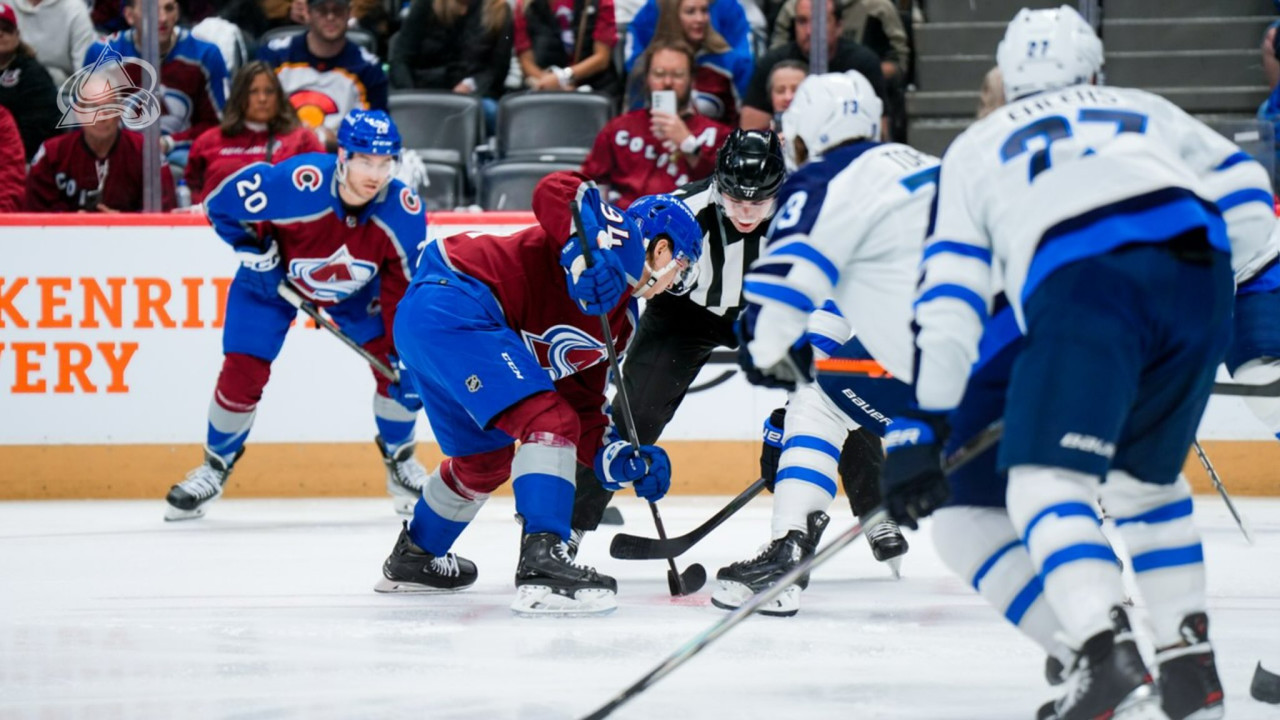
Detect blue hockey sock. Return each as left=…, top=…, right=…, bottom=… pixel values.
left=207, top=398, right=254, bottom=463
left=374, top=394, right=416, bottom=453
left=511, top=441, right=576, bottom=540
left=407, top=468, right=485, bottom=556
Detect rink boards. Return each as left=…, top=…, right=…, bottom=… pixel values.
left=0, top=214, right=1276, bottom=499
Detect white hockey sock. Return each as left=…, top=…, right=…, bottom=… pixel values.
left=1101, top=471, right=1206, bottom=647
left=772, top=479, right=835, bottom=538
left=1235, top=358, right=1280, bottom=436
left=770, top=384, right=850, bottom=538
left=932, top=506, right=1071, bottom=663
left=1007, top=465, right=1125, bottom=647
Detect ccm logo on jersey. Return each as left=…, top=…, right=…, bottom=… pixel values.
left=288, top=245, right=378, bottom=302
left=1059, top=433, right=1116, bottom=458
left=292, top=165, right=323, bottom=192
left=521, top=325, right=607, bottom=381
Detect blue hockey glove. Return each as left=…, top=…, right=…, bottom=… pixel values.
left=561, top=194, right=628, bottom=314
left=735, top=305, right=813, bottom=391
left=880, top=410, right=951, bottom=530
left=234, top=239, right=287, bottom=298
left=385, top=354, right=423, bottom=412
left=760, top=407, right=785, bottom=492
left=594, top=441, right=672, bottom=502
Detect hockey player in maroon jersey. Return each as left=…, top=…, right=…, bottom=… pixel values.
left=582, top=39, right=730, bottom=208
left=374, top=173, right=703, bottom=615
left=164, top=109, right=426, bottom=521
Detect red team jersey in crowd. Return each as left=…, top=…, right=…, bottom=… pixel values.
left=581, top=109, right=729, bottom=208
left=693, top=63, right=740, bottom=128
left=435, top=171, right=635, bottom=462
left=186, top=124, right=324, bottom=202
left=512, top=0, right=617, bottom=55
left=26, top=129, right=177, bottom=212
left=0, top=106, right=24, bottom=212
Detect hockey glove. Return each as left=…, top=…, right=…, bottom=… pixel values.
left=234, top=239, right=287, bottom=298
left=385, top=354, right=423, bottom=412
left=561, top=231, right=628, bottom=317
left=735, top=305, right=814, bottom=391
left=760, top=407, right=785, bottom=492
left=880, top=410, right=951, bottom=530
left=594, top=441, right=672, bottom=502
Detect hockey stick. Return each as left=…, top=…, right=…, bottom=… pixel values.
left=580, top=420, right=1004, bottom=720
left=1211, top=376, right=1280, bottom=397
left=1190, top=440, right=1255, bottom=545
left=569, top=197, right=707, bottom=597
left=277, top=280, right=399, bottom=384
left=609, top=476, right=769, bottom=560
left=608, top=363, right=901, bottom=561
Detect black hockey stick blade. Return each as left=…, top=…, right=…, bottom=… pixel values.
left=579, top=421, right=1003, bottom=720
left=610, top=477, right=769, bottom=560
left=667, top=562, right=707, bottom=596
left=1252, top=662, right=1280, bottom=703
left=1212, top=376, right=1280, bottom=397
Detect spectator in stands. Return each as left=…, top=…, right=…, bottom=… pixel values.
left=27, top=71, right=177, bottom=211
left=91, top=0, right=127, bottom=34
left=10, top=0, right=95, bottom=86
left=259, top=0, right=388, bottom=148
left=625, top=0, right=753, bottom=125
left=389, top=0, right=512, bottom=133
left=582, top=39, right=729, bottom=207
left=84, top=0, right=229, bottom=169
left=738, top=0, right=883, bottom=132
left=0, top=105, right=24, bottom=212
left=186, top=61, right=323, bottom=203
left=515, top=0, right=620, bottom=97
left=0, top=4, right=59, bottom=162
left=768, top=0, right=907, bottom=139
left=766, top=57, right=804, bottom=121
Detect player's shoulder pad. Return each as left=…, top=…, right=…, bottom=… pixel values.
left=766, top=154, right=854, bottom=242
left=861, top=143, right=941, bottom=194
left=372, top=178, right=428, bottom=245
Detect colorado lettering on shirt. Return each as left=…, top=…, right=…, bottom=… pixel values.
left=610, top=126, right=720, bottom=181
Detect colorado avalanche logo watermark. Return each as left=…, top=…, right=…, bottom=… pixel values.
left=521, top=325, right=608, bottom=381
left=288, top=245, right=378, bottom=302
left=292, top=165, right=323, bottom=192
left=58, top=46, right=161, bottom=130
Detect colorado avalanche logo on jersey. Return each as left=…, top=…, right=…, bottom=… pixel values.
left=288, top=245, right=378, bottom=302
left=400, top=187, right=421, bottom=214
left=159, top=87, right=194, bottom=135
left=521, top=325, right=608, bottom=381
left=292, top=165, right=323, bottom=192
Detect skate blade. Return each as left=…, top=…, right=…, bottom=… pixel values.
left=883, top=555, right=903, bottom=580
left=385, top=481, right=419, bottom=516
left=510, top=585, right=617, bottom=616
left=710, top=580, right=799, bottom=617
left=163, top=505, right=206, bottom=522
left=1177, top=707, right=1224, bottom=720
left=1113, top=684, right=1169, bottom=720
left=373, top=577, right=472, bottom=594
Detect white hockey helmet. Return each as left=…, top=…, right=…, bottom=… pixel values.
left=779, top=70, right=883, bottom=168
left=996, top=4, right=1103, bottom=103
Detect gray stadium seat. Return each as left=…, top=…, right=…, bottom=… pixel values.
left=479, top=161, right=581, bottom=211
left=388, top=92, right=484, bottom=174
left=495, top=92, right=613, bottom=163
left=415, top=161, right=463, bottom=212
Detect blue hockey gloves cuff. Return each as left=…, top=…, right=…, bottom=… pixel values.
left=880, top=410, right=951, bottom=530
left=594, top=441, right=672, bottom=502
left=385, top=354, right=423, bottom=412
left=760, top=407, right=785, bottom=492
left=562, top=239, right=627, bottom=315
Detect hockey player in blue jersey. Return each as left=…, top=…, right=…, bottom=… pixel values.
left=879, top=7, right=1275, bottom=720
left=164, top=109, right=429, bottom=521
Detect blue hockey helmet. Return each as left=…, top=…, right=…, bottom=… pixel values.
left=337, top=109, right=402, bottom=157
left=627, top=194, right=704, bottom=295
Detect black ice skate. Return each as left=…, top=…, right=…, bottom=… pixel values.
left=511, top=532, right=618, bottom=616
left=1156, top=612, right=1224, bottom=720
left=373, top=522, right=478, bottom=593
left=164, top=447, right=243, bottom=521
left=711, top=511, right=829, bottom=617
left=863, top=516, right=909, bottom=579
left=1040, top=606, right=1163, bottom=720
left=376, top=436, right=430, bottom=516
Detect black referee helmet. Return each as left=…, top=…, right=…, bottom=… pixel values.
left=715, top=129, right=786, bottom=202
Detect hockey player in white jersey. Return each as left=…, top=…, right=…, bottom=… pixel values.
left=725, top=70, right=940, bottom=615
left=878, top=6, right=1275, bottom=720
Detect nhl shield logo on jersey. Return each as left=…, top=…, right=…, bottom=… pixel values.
left=292, top=165, right=323, bottom=192
left=521, top=325, right=607, bottom=380
left=288, top=245, right=378, bottom=302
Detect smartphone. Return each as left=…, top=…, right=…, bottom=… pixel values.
left=651, top=90, right=677, bottom=115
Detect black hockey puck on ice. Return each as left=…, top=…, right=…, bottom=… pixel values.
left=1252, top=662, right=1280, bottom=704
left=600, top=506, right=624, bottom=526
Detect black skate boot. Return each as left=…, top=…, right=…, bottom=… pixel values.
left=511, top=532, right=618, bottom=615
left=1156, top=612, right=1224, bottom=720
left=376, top=436, right=430, bottom=516
left=863, top=516, right=909, bottom=578
left=711, top=511, right=829, bottom=617
left=1040, top=606, right=1162, bottom=720
left=164, top=447, right=244, bottom=521
left=374, top=522, right=478, bottom=593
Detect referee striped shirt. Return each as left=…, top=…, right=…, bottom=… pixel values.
left=670, top=177, right=770, bottom=318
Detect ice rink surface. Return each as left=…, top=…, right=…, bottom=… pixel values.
left=1, top=494, right=1278, bottom=720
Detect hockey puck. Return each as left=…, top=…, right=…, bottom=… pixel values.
left=600, top=506, right=624, bottom=526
